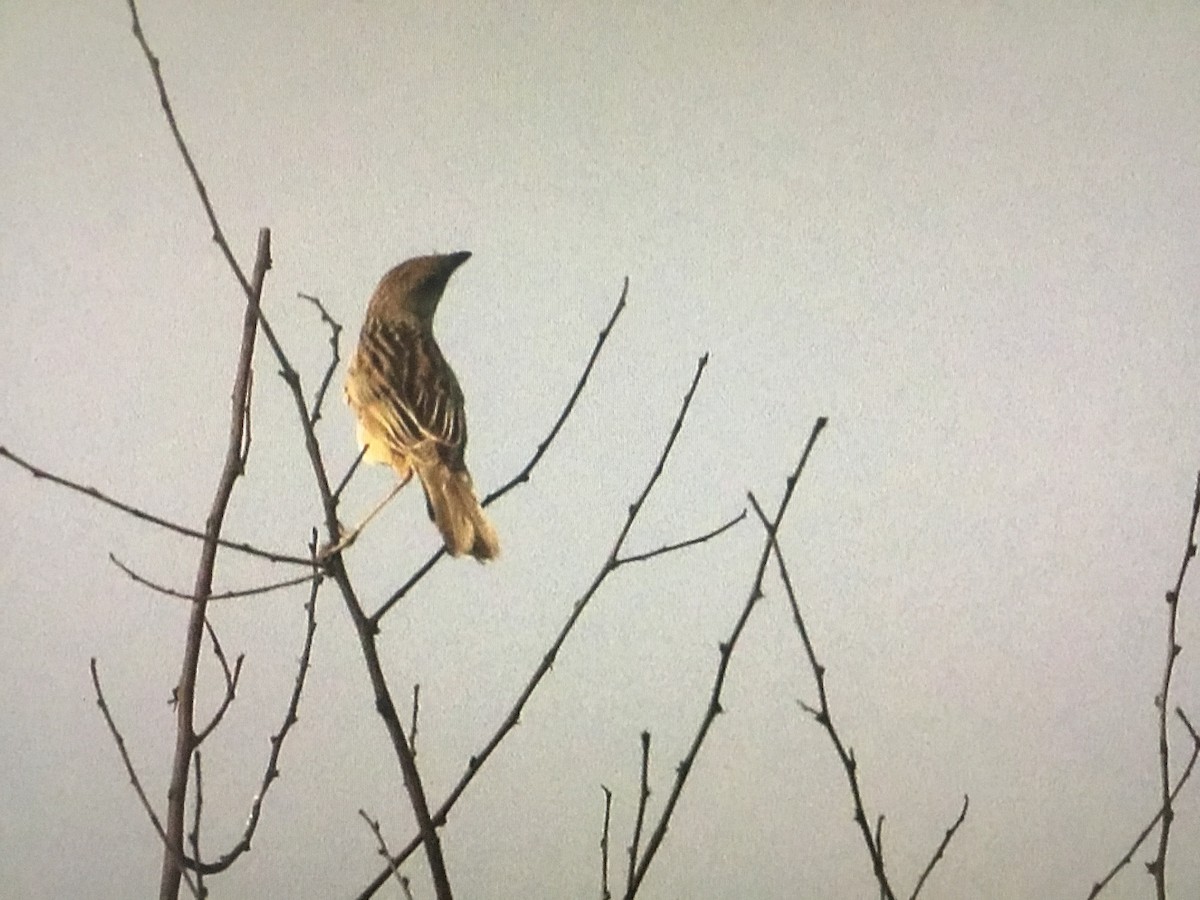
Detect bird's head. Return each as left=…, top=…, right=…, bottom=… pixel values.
left=370, top=251, right=471, bottom=323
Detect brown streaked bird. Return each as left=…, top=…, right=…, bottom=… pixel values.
left=344, top=251, right=499, bottom=561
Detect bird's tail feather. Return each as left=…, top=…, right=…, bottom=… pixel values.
left=416, top=462, right=500, bottom=562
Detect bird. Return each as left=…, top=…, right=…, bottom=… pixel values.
left=344, top=251, right=499, bottom=561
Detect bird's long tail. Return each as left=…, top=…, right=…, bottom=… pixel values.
left=415, top=462, right=500, bottom=561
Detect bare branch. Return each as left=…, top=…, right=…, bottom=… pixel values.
left=1148, top=469, right=1200, bottom=898
left=484, top=277, right=628, bottom=507
left=193, top=619, right=244, bottom=745
left=90, top=658, right=200, bottom=899
left=185, top=544, right=322, bottom=876
left=109, top=553, right=316, bottom=601
left=297, top=291, right=344, bottom=426
left=876, top=816, right=887, bottom=900
left=125, top=0, right=253, bottom=296
left=356, top=357, right=712, bottom=899
left=600, top=786, right=613, bottom=900
left=0, top=447, right=309, bottom=567
left=748, top=483, right=898, bottom=900
left=616, top=509, right=746, bottom=566
left=909, top=795, right=969, bottom=900
left=159, top=230, right=271, bottom=900
left=625, top=732, right=652, bottom=897
left=1089, top=708, right=1200, bottom=898
left=332, top=447, right=369, bottom=505
left=358, top=810, right=412, bottom=896
left=189, top=752, right=205, bottom=899
left=624, top=417, right=827, bottom=898
left=408, top=684, right=421, bottom=756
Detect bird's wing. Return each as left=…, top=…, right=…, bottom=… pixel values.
left=350, top=318, right=467, bottom=466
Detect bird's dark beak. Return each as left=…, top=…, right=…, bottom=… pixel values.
left=444, top=250, right=471, bottom=272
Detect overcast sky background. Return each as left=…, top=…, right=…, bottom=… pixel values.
left=3, top=3, right=1200, bottom=899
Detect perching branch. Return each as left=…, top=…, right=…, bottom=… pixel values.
left=0, top=446, right=309, bottom=567
left=109, top=552, right=316, bottom=602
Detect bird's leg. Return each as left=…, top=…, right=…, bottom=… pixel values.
left=319, top=473, right=412, bottom=560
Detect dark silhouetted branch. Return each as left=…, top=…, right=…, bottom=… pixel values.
left=1148, top=469, right=1200, bottom=900
left=600, top=785, right=614, bottom=900
left=0, top=447, right=309, bottom=567
left=624, top=417, right=827, bottom=898
left=1089, top=711, right=1200, bottom=898
left=358, top=809, right=411, bottom=896
left=91, top=658, right=200, bottom=899
left=297, top=291, right=344, bottom=426
left=909, top=795, right=969, bottom=900
left=109, top=553, right=316, bottom=601
left=625, top=731, right=652, bottom=897
left=356, top=356, right=720, bottom=899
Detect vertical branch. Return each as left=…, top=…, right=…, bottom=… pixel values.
left=189, top=752, right=205, bottom=899
left=600, top=786, right=613, bottom=900
left=625, top=732, right=652, bottom=896
left=1149, top=470, right=1200, bottom=898
left=159, top=231, right=272, bottom=900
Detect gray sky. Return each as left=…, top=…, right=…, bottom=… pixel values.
left=3, top=2, right=1200, bottom=898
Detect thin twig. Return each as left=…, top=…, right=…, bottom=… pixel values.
left=409, top=684, right=421, bottom=756
left=484, top=277, right=628, bottom=507
left=332, top=447, right=369, bottom=504
left=358, top=810, right=411, bottom=895
left=183, top=542, right=322, bottom=876
left=876, top=816, right=887, bottom=900
left=297, top=291, right=343, bottom=426
left=0, top=447, right=309, bottom=566
left=109, top=553, right=316, bottom=601
left=600, top=786, right=613, bottom=900
left=1148, top=469, right=1200, bottom=899
left=372, top=280, right=630, bottom=623
left=90, top=659, right=200, bottom=899
left=616, top=510, right=746, bottom=565
left=624, top=418, right=827, bottom=898
left=194, top=619, right=244, bottom=745
left=126, top=0, right=252, bottom=296
left=909, top=795, right=969, bottom=900
left=748, top=484, right=897, bottom=899
left=240, top=370, right=254, bottom=467
left=189, top=752, right=205, bottom=899
left=625, top=732, right=652, bottom=897
left=1089, top=709, right=1200, bottom=897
